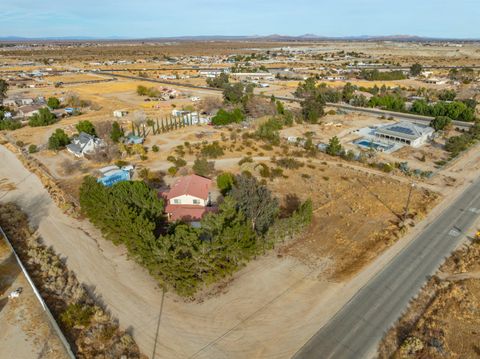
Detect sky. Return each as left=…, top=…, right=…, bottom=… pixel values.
left=0, top=0, right=479, bottom=39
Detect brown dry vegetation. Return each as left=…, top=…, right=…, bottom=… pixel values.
left=267, top=163, right=439, bottom=279
left=379, top=240, right=480, bottom=359
left=0, top=202, right=145, bottom=359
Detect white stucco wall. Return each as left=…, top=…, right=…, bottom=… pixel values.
left=170, top=194, right=207, bottom=206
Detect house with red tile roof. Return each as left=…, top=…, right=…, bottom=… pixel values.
left=162, top=174, right=213, bottom=222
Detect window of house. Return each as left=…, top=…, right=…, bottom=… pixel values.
left=173, top=199, right=181, bottom=204
left=193, top=199, right=200, bottom=205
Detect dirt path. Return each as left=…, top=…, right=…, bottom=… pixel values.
left=437, top=271, right=480, bottom=281
left=1, top=143, right=480, bottom=358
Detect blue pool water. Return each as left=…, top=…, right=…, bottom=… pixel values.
left=355, top=139, right=393, bottom=151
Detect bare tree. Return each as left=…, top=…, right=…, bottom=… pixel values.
left=95, top=120, right=113, bottom=141
left=199, top=96, right=222, bottom=115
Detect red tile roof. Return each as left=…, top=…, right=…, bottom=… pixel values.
left=166, top=174, right=212, bottom=201
left=165, top=204, right=215, bottom=221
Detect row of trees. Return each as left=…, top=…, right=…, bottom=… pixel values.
left=359, top=69, right=407, bottom=81
left=79, top=174, right=312, bottom=296
left=411, top=99, right=476, bottom=122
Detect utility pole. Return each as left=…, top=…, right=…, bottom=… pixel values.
left=404, top=183, right=415, bottom=222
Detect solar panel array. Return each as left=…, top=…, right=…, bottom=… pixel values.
left=386, top=125, right=415, bottom=135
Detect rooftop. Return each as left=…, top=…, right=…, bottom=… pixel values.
left=375, top=121, right=434, bottom=140
left=166, top=174, right=212, bottom=201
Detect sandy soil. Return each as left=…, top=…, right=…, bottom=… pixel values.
left=1, top=140, right=480, bottom=358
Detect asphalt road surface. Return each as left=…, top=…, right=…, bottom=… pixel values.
left=293, top=176, right=480, bottom=359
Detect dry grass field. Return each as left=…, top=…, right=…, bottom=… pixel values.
left=379, top=240, right=480, bottom=359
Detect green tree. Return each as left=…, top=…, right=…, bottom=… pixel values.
left=28, top=108, right=57, bottom=127
left=76, top=120, right=96, bottom=136
left=47, top=97, right=61, bottom=109
left=110, top=121, right=124, bottom=143
left=230, top=174, right=279, bottom=234
left=430, top=116, right=452, bottom=131
left=211, top=108, right=244, bottom=125
left=48, top=129, right=70, bottom=150
left=0, top=79, right=8, bottom=102
left=301, top=96, right=325, bottom=123
left=438, top=89, right=456, bottom=101
left=223, top=83, right=245, bottom=104
left=217, top=172, right=235, bottom=195
left=0, top=119, right=22, bottom=131
left=295, top=77, right=327, bottom=123
left=193, top=157, right=215, bottom=177
left=206, top=73, right=229, bottom=88
left=342, top=82, right=356, bottom=102
left=326, top=136, right=343, bottom=156
left=410, top=63, right=423, bottom=76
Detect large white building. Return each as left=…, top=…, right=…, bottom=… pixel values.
left=374, top=122, right=434, bottom=148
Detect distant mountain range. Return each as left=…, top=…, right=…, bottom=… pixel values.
left=0, top=34, right=477, bottom=42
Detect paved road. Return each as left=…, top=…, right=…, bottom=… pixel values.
left=293, top=175, right=480, bottom=359
left=94, top=70, right=475, bottom=131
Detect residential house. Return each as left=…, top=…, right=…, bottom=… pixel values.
left=113, top=109, right=129, bottom=118
left=17, top=98, right=35, bottom=106
left=2, top=98, right=17, bottom=107
left=66, top=132, right=104, bottom=158
left=162, top=174, right=213, bottom=223
left=16, top=104, right=43, bottom=118
left=374, top=122, right=434, bottom=148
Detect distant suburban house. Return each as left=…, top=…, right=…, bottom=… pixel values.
left=97, top=165, right=133, bottom=186
left=424, top=77, right=449, bottom=85
left=16, top=104, right=43, bottom=118
left=113, top=109, right=128, bottom=118
left=17, top=98, right=34, bottom=106
left=375, top=122, right=434, bottom=148
left=67, top=132, right=104, bottom=158
left=2, top=98, right=18, bottom=107
left=162, top=174, right=214, bottom=223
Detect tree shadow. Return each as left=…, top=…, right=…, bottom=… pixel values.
left=280, top=193, right=301, bottom=218
left=15, top=192, right=51, bottom=228
left=0, top=252, right=21, bottom=296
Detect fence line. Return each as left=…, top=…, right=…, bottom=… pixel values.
left=0, top=226, right=76, bottom=359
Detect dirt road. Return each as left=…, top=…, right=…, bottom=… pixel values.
left=1, top=143, right=480, bottom=358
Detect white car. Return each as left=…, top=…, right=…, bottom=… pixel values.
left=190, top=96, right=201, bottom=102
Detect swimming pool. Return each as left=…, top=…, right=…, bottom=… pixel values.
left=354, top=139, right=394, bottom=151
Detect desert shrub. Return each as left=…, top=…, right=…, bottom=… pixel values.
left=152, top=145, right=159, bottom=152
left=61, top=303, right=95, bottom=328
left=201, top=141, right=224, bottom=158
left=28, top=144, right=38, bottom=153
left=238, top=156, right=253, bottom=166
left=275, top=157, right=304, bottom=169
